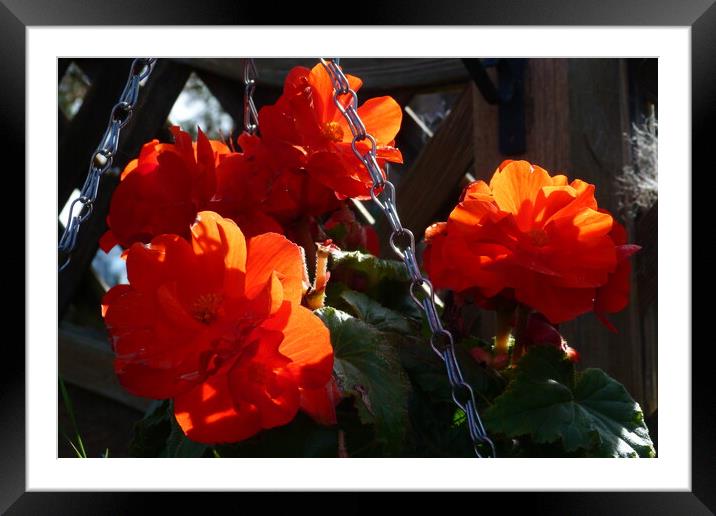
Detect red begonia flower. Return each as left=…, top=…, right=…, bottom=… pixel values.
left=423, top=160, right=639, bottom=324
left=259, top=64, right=404, bottom=199
left=212, top=132, right=341, bottom=225
left=101, top=127, right=230, bottom=251
left=102, top=211, right=334, bottom=443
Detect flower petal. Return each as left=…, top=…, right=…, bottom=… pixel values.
left=299, top=379, right=340, bottom=426
left=274, top=304, right=333, bottom=389
left=174, top=365, right=262, bottom=444
left=191, top=211, right=247, bottom=297
left=490, top=160, right=552, bottom=227
left=356, top=96, right=403, bottom=144
left=308, top=63, right=363, bottom=123
left=308, top=151, right=372, bottom=199
left=227, top=329, right=300, bottom=429
left=245, top=233, right=305, bottom=305
left=125, top=234, right=197, bottom=294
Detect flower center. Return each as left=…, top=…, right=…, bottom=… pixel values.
left=321, top=121, right=344, bottom=142
left=191, top=292, right=223, bottom=324
left=528, top=228, right=550, bottom=247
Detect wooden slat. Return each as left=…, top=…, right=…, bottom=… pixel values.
left=58, top=109, right=68, bottom=143
left=523, top=59, right=571, bottom=173
left=58, top=58, right=132, bottom=210
left=174, top=58, right=470, bottom=94
left=59, top=323, right=151, bottom=412
left=635, top=202, right=658, bottom=309
left=59, top=60, right=192, bottom=319
left=636, top=201, right=658, bottom=416
left=378, top=85, right=474, bottom=243
left=559, top=59, right=646, bottom=407
left=394, top=102, right=432, bottom=167
left=640, top=302, right=658, bottom=416
left=471, top=59, right=570, bottom=181
left=113, top=60, right=192, bottom=167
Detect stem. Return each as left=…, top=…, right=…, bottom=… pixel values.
left=305, top=242, right=332, bottom=310
left=288, top=216, right=317, bottom=280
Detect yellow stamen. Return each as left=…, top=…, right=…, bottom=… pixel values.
left=528, top=229, right=549, bottom=247
left=192, top=292, right=223, bottom=324
left=321, top=121, right=344, bottom=142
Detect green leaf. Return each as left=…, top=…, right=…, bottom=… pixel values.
left=315, top=307, right=410, bottom=454
left=330, top=249, right=409, bottom=284
left=214, top=412, right=338, bottom=458
left=327, top=249, right=424, bottom=321
left=160, top=414, right=209, bottom=458
left=128, top=400, right=172, bottom=457
left=338, top=289, right=413, bottom=334
left=452, top=409, right=467, bottom=427
left=483, top=347, right=655, bottom=458
left=129, top=400, right=208, bottom=457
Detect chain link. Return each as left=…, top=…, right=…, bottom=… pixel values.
left=58, top=58, right=157, bottom=272
left=243, top=58, right=259, bottom=135
left=320, top=58, right=496, bottom=458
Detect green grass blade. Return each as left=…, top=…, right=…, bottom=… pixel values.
left=59, top=377, right=87, bottom=458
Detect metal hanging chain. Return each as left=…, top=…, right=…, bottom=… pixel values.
left=320, top=58, right=496, bottom=458
left=58, top=58, right=157, bottom=272
left=243, top=58, right=259, bottom=135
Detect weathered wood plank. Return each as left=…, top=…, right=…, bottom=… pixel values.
left=471, top=59, right=570, bottom=181
left=640, top=301, right=658, bottom=416
left=59, top=323, right=151, bottom=412
left=523, top=59, right=571, bottom=173
left=559, top=58, right=646, bottom=407
left=635, top=201, right=658, bottom=416
left=113, top=60, right=192, bottom=167
left=174, top=58, right=471, bottom=94
left=635, top=202, right=658, bottom=310
left=58, top=109, right=68, bottom=143
left=379, top=85, right=474, bottom=243
left=58, top=58, right=132, bottom=210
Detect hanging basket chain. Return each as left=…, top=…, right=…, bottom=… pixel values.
left=58, top=58, right=157, bottom=272
left=243, top=58, right=259, bottom=135
left=320, top=58, right=496, bottom=458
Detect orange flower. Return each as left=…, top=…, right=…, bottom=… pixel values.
left=423, top=160, right=639, bottom=324
left=259, top=64, right=403, bottom=199
left=211, top=132, right=341, bottom=225
left=102, top=127, right=286, bottom=252
left=101, top=127, right=230, bottom=251
left=102, top=211, right=335, bottom=443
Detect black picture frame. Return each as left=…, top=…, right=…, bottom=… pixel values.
left=5, top=1, right=709, bottom=513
